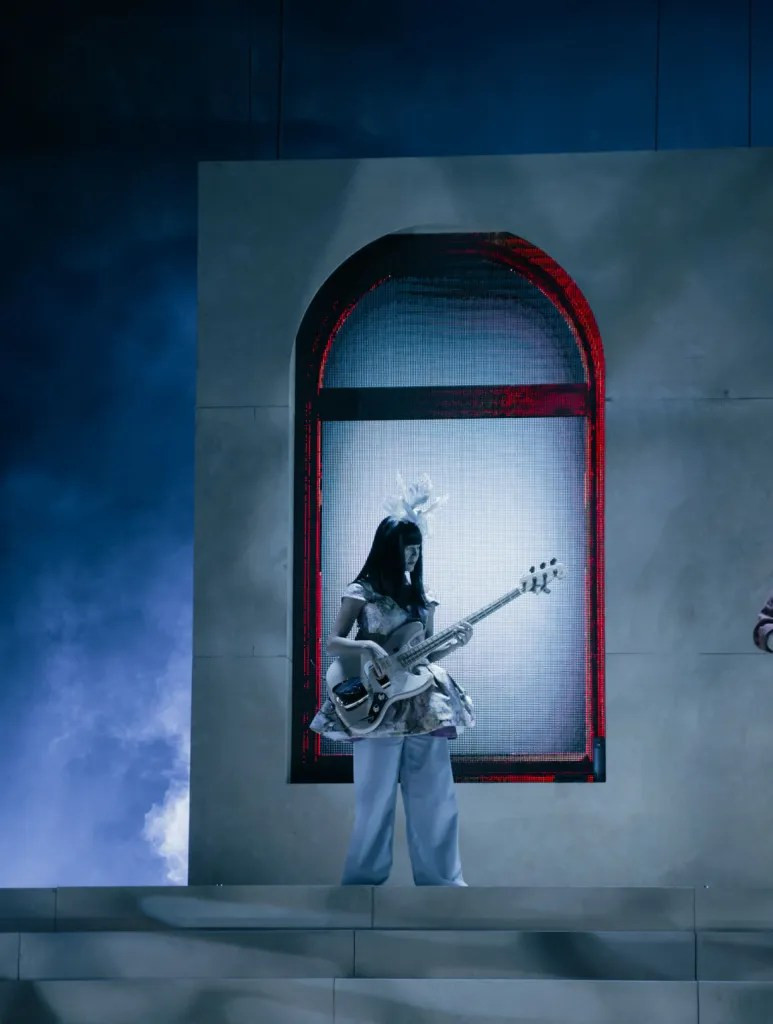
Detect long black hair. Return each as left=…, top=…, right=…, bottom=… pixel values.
left=352, top=516, right=429, bottom=609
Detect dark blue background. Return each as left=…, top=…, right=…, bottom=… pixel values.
left=1, top=0, right=770, bottom=884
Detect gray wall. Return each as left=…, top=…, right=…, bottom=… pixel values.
left=192, top=147, right=773, bottom=886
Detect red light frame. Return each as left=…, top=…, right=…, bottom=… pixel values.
left=290, top=233, right=605, bottom=783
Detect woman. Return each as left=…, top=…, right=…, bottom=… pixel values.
left=309, top=509, right=475, bottom=887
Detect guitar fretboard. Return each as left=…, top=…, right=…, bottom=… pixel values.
left=396, top=565, right=559, bottom=668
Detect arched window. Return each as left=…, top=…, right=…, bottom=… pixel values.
left=291, top=232, right=605, bottom=784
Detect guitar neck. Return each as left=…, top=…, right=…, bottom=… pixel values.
left=397, top=584, right=526, bottom=667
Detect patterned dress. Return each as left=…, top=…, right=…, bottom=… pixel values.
left=309, top=578, right=476, bottom=742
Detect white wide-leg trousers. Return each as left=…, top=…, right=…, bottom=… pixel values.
left=341, top=734, right=467, bottom=886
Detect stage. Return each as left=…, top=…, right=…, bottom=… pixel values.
left=0, top=884, right=771, bottom=1022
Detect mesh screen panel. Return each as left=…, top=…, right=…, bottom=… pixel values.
left=322, top=270, right=586, bottom=389
left=319, top=418, right=588, bottom=758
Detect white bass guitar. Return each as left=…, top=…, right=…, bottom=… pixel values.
left=326, top=558, right=565, bottom=735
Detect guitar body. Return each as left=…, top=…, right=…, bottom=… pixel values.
left=326, top=620, right=434, bottom=736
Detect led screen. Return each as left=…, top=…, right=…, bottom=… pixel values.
left=319, top=416, right=588, bottom=758
left=323, top=271, right=586, bottom=389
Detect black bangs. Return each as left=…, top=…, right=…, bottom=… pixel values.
left=399, top=522, right=423, bottom=546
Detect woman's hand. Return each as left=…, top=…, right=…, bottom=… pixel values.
left=428, top=621, right=473, bottom=661
left=441, top=621, right=472, bottom=654
left=451, top=621, right=473, bottom=648
left=363, top=640, right=390, bottom=661
left=362, top=641, right=391, bottom=678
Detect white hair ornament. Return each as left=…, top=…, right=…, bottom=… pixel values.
left=382, top=472, right=448, bottom=540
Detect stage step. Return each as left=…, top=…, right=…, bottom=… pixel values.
left=0, top=886, right=770, bottom=1023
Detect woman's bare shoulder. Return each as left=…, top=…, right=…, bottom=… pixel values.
left=342, top=579, right=373, bottom=603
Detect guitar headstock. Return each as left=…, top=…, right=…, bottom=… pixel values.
left=518, top=558, right=565, bottom=595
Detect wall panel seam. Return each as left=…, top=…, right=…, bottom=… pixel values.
left=196, top=404, right=289, bottom=410
left=193, top=654, right=290, bottom=662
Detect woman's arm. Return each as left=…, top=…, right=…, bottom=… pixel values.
left=425, top=606, right=448, bottom=663
left=425, top=605, right=435, bottom=637
left=327, top=597, right=381, bottom=657
left=425, top=606, right=472, bottom=662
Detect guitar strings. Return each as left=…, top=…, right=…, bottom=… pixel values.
left=395, top=568, right=555, bottom=666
